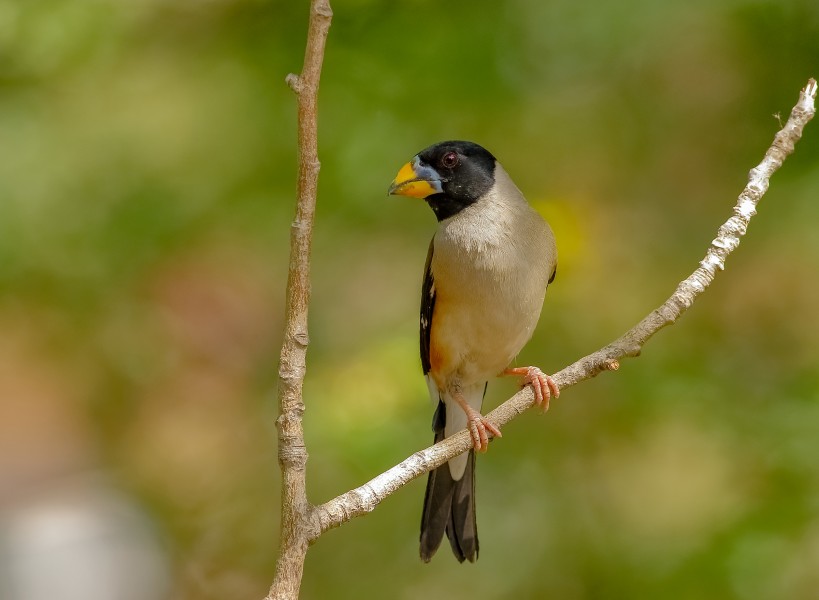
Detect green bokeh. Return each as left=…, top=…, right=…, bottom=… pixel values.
left=2, top=1, right=818, bottom=598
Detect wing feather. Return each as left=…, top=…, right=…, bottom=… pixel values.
left=420, top=238, right=435, bottom=375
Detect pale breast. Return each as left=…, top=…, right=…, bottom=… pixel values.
left=429, top=176, right=556, bottom=387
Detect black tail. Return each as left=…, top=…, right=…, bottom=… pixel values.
left=419, top=400, right=478, bottom=563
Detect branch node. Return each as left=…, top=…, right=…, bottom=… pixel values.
left=315, top=2, right=333, bottom=18
left=294, top=331, right=310, bottom=347
left=286, top=73, right=302, bottom=93
left=279, top=443, right=308, bottom=466
left=735, top=198, right=757, bottom=220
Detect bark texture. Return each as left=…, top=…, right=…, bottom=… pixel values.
left=267, top=1, right=333, bottom=599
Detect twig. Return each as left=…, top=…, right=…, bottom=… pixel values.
left=309, top=78, right=817, bottom=538
left=267, top=1, right=332, bottom=599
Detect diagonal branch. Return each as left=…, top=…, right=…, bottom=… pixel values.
left=309, top=78, right=817, bottom=539
left=268, top=1, right=333, bottom=599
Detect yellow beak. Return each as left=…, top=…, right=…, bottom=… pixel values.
left=388, top=161, right=442, bottom=199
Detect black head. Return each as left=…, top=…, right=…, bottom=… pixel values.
left=389, top=140, right=497, bottom=221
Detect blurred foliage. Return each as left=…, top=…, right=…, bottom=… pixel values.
left=1, top=0, right=819, bottom=598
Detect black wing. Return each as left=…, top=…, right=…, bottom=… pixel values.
left=420, top=238, right=435, bottom=375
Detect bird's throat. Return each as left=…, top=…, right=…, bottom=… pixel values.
left=425, top=194, right=477, bottom=221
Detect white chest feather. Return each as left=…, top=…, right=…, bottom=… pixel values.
left=429, top=166, right=556, bottom=386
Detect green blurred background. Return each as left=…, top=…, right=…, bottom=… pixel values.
left=1, top=0, right=818, bottom=598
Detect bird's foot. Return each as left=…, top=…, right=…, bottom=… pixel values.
left=451, top=391, right=502, bottom=452
left=503, top=366, right=559, bottom=412
left=463, top=406, right=502, bottom=453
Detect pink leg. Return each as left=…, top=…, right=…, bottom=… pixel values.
left=503, top=366, right=560, bottom=412
left=451, top=390, right=502, bottom=453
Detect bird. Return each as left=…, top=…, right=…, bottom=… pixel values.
left=388, top=140, right=559, bottom=563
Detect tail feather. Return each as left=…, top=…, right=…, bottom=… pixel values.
left=420, top=400, right=479, bottom=563
left=445, top=449, right=478, bottom=562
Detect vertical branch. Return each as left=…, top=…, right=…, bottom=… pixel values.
left=268, top=1, right=333, bottom=599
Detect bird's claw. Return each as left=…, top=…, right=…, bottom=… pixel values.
left=466, top=411, right=502, bottom=453
left=504, top=366, right=559, bottom=412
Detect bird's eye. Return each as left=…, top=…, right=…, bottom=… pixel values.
left=440, top=152, right=459, bottom=169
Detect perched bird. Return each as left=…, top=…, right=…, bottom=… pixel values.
left=388, top=141, right=560, bottom=563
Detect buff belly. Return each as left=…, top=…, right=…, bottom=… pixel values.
left=429, top=278, right=544, bottom=390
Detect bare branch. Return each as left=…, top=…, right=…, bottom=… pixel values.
left=268, top=1, right=333, bottom=599
left=310, top=78, right=817, bottom=538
